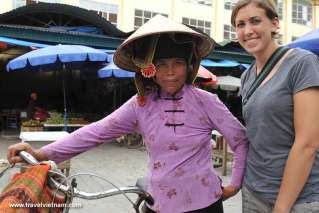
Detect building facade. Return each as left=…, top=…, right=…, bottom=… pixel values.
left=1, top=0, right=318, bottom=44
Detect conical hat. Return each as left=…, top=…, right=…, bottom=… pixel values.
left=113, top=14, right=215, bottom=72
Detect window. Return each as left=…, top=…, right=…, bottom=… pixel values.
left=26, top=0, right=62, bottom=5
left=292, top=0, right=312, bottom=26
left=182, top=17, right=211, bottom=36
left=134, top=9, right=168, bottom=30
left=79, top=0, right=119, bottom=27
left=97, top=11, right=118, bottom=27
left=274, top=0, right=283, bottom=20
left=291, top=36, right=299, bottom=41
left=13, top=0, right=26, bottom=8
left=108, top=13, right=117, bottom=24
left=27, top=0, right=62, bottom=3
left=183, top=0, right=212, bottom=6
left=223, top=25, right=236, bottom=40
left=37, top=0, right=62, bottom=3
left=224, top=0, right=237, bottom=10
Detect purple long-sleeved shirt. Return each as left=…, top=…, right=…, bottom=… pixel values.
left=41, top=85, right=248, bottom=213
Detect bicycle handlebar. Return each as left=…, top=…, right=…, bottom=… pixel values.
left=73, top=186, right=148, bottom=200
left=47, top=172, right=154, bottom=204
left=17, top=151, right=154, bottom=212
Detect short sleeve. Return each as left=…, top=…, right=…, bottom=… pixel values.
left=289, top=53, right=319, bottom=93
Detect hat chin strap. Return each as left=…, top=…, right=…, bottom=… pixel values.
left=187, top=49, right=200, bottom=84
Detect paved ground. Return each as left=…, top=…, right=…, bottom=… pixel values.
left=0, top=134, right=242, bottom=213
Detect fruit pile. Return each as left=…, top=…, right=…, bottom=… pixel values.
left=44, top=112, right=89, bottom=125
left=21, top=119, right=43, bottom=127
left=45, top=112, right=64, bottom=124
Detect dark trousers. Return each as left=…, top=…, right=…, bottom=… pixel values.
left=144, top=198, right=223, bottom=213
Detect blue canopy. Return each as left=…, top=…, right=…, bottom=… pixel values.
left=288, top=28, right=319, bottom=55
left=98, top=55, right=135, bottom=78
left=201, top=59, right=240, bottom=67
left=7, top=44, right=109, bottom=72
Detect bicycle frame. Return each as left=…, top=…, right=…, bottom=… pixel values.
left=48, top=174, right=154, bottom=213
left=0, top=151, right=154, bottom=213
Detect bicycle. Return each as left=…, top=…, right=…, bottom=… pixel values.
left=0, top=151, right=154, bottom=213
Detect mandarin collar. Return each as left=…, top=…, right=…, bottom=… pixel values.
left=159, top=84, right=186, bottom=100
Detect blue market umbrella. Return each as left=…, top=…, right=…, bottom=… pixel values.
left=98, top=55, right=135, bottom=110
left=98, top=55, right=135, bottom=78
left=98, top=67, right=135, bottom=78
left=7, top=44, right=109, bottom=130
left=288, top=28, right=319, bottom=56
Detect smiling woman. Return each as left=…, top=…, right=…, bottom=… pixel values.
left=231, top=1, right=319, bottom=213
left=231, top=0, right=280, bottom=68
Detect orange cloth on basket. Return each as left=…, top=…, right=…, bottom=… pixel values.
left=0, top=164, right=65, bottom=213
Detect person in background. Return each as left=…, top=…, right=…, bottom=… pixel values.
left=26, top=92, right=40, bottom=120
left=8, top=15, right=248, bottom=213
left=26, top=92, right=49, bottom=121
left=231, top=0, right=319, bottom=212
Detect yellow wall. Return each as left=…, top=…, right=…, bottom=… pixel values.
left=2, top=0, right=318, bottom=44
left=0, top=1, right=13, bottom=14
left=216, top=0, right=230, bottom=42
left=312, top=0, right=319, bottom=27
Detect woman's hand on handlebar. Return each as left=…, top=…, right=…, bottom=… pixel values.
left=7, top=143, right=48, bottom=164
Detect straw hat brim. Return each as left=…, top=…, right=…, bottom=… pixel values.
left=113, top=15, right=215, bottom=72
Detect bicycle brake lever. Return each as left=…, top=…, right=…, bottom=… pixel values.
left=19, top=151, right=39, bottom=165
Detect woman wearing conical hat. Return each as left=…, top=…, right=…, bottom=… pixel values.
left=7, top=15, right=248, bottom=213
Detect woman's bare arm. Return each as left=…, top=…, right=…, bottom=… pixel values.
left=273, top=87, right=319, bottom=213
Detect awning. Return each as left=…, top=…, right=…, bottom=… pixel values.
left=0, top=36, right=115, bottom=53
left=0, top=36, right=50, bottom=48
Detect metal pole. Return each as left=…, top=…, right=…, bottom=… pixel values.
left=62, top=64, right=68, bottom=132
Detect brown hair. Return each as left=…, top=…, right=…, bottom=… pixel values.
left=231, top=0, right=278, bottom=27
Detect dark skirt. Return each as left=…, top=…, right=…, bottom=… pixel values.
left=144, top=198, right=224, bottom=213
